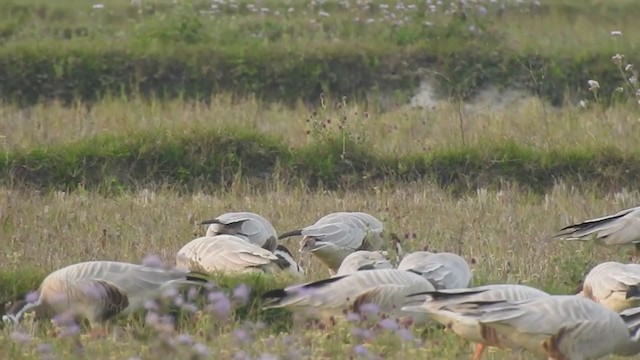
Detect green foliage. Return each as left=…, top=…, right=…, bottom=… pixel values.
left=0, top=268, right=46, bottom=315
left=1, top=128, right=640, bottom=193
left=1, top=41, right=636, bottom=106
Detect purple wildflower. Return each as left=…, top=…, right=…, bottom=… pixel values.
left=379, top=318, right=398, bottom=331
left=346, top=312, right=361, bottom=322
left=358, top=303, right=379, bottom=315
left=52, top=311, right=76, bottom=327
left=175, top=333, right=194, bottom=346
left=232, top=284, right=251, bottom=304
left=193, top=343, right=210, bottom=357
left=233, top=351, right=250, bottom=360
left=353, top=344, right=369, bottom=356
left=396, top=328, right=414, bottom=342
left=234, top=329, right=252, bottom=344
left=25, top=291, right=39, bottom=303
left=59, top=324, right=81, bottom=337
left=11, top=331, right=32, bottom=343
left=257, top=354, right=278, bottom=360
left=142, top=254, right=165, bottom=268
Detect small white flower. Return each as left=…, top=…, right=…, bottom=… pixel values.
left=625, top=64, right=634, bottom=71
left=636, top=89, right=640, bottom=98
left=579, top=100, right=588, bottom=108
left=318, top=10, right=330, bottom=17
left=92, top=4, right=104, bottom=9
left=612, top=53, right=624, bottom=64
left=630, top=76, right=638, bottom=85
left=287, top=7, right=294, bottom=12
left=587, top=80, right=600, bottom=91
left=611, top=30, right=623, bottom=37
left=615, top=87, right=624, bottom=93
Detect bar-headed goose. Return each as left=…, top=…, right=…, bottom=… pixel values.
left=433, top=295, right=639, bottom=360
left=199, top=211, right=278, bottom=252
left=398, top=251, right=472, bottom=289
left=278, top=212, right=384, bottom=276
left=2, top=261, right=207, bottom=337
left=262, top=269, right=436, bottom=325
left=402, top=284, right=550, bottom=360
left=176, top=235, right=291, bottom=276
left=336, top=250, right=393, bottom=276
left=555, top=205, right=640, bottom=257
left=577, top=261, right=640, bottom=313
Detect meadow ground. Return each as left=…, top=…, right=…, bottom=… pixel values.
left=1, top=180, right=640, bottom=359
left=2, top=92, right=640, bottom=359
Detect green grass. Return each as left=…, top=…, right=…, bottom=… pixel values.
left=0, top=0, right=639, bottom=104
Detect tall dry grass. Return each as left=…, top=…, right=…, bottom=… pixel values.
left=1, top=93, right=639, bottom=154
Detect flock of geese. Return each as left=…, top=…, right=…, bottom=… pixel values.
left=5, top=205, right=640, bottom=359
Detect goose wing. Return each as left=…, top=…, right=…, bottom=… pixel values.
left=301, top=222, right=365, bottom=250
left=556, top=206, right=640, bottom=245
left=176, top=235, right=278, bottom=274
left=201, top=212, right=278, bottom=251
left=262, top=269, right=435, bottom=314
left=398, top=252, right=472, bottom=289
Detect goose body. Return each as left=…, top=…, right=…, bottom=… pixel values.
left=402, top=284, right=550, bottom=360
left=176, top=235, right=284, bottom=275
left=200, top=212, right=278, bottom=252
left=279, top=212, right=384, bottom=275
left=578, top=261, right=640, bottom=313
left=441, top=295, right=637, bottom=360
left=398, top=251, right=472, bottom=289
left=336, top=250, right=393, bottom=276
left=556, top=206, right=640, bottom=255
left=2, top=261, right=205, bottom=334
left=262, top=269, right=436, bottom=324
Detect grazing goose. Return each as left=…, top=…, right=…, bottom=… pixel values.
left=273, top=244, right=306, bottom=279
left=176, top=235, right=287, bottom=275
left=199, top=211, right=278, bottom=252
left=262, top=269, right=437, bottom=325
left=284, top=221, right=366, bottom=276
left=278, top=212, right=384, bottom=276
left=555, top=206, right=640, bottom=257
left=402, top=284, right=550, bottom=360
left=398, top=251, right=472, bottom=289
left=576, top=261, right=640, bottom=313
left=430, top=295, right=638, bottom=360
left=336, top=250, right=393, bottom=276
left=2, top=261, right=207, bottom=337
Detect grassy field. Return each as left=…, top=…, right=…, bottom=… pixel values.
left=1, top=182, right=639, bottom=359
left=2, top=0, right=640, bottom=359
left=2, top=93, right=640, bottom=154
left=1, top=0, right=638, bottom=57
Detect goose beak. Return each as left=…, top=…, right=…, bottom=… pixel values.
left=198, top=219, right=218, bottom=225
